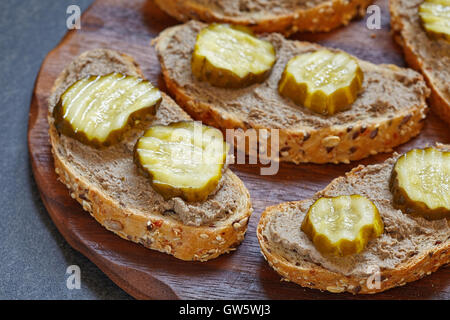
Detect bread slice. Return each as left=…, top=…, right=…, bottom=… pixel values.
left=390, top=0, right=450, bottom=124
left=154, top=0, right=373, bottom=35
left=154, top=21, right=430, bottom=164
left=48, top=49, right=253, bottom=261
left=257, top=143, right=450, bottom=294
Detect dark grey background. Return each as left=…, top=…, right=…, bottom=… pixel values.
left=0, top=0, right=132, bottom=299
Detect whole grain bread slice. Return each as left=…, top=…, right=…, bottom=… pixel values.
left=48, top=49, right=253, bottom=261
left=257, top=143, right=450, bottom=294
left=154, top=0, right=373, bottom=35
left=390, top=0, right=450, bottom=124
left=154, top=21, right=429, bottom=164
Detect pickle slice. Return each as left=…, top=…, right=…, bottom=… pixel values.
left=390, top=147, right=450, bottom=220
left=301, top=195, right=384, bottom=256
left=278, top=49, right=364, bottom=115
left=419, top=0, right=450, bottom=41
left=192, top=24, right=276, bottom=88
left=54, top=73, right=162, bottom=147
left=135, top=121, right=229, bottom=202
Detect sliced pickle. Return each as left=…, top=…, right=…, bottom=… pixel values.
left=54, top=73, right=162, bottom=147
left=135, top=121, right=229, bottom=202
left=191, top=24, right=276, bottom=88
left=301, top=195, right=384, bottom=256
left=419, top=0, right=450, bottom=41
left=390, top=147, right=450, bottom=220
left=278, top=49, right=364, bottom=115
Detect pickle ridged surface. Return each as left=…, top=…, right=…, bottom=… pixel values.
left=192, top=24, right=276, bottom=88
left=54, top=73, right=161, bottom=147
left=419, top=0, right=450, bottom=41
left=135, top=121, right=229, bottom=202
left=301, top=195, right=384, bottom=256
left=279, top=49, right=364, bottom=115
left=390, top=147, right=450, bottom=220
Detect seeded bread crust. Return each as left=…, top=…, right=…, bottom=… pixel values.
left=257, top=146, right=450, bottom=294
left=154, top=0, right=373, bottom=35
left=390, top=0, right=450, bottom=124
left=48, top=49, right=253, bottom=261
left=154, top=23, right=429, bottom=164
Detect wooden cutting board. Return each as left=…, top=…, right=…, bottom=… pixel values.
left=28, top=0, right=449, bottom=299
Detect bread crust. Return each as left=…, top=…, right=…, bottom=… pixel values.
left=154, top=25, right=428, bottom=164
left=390, top=0, right=450, bottom=124
left=154, top=0, right=373, bottom=35
left=257, top=163, right=450, bottom=294
left=48, top=50, right=253, bottom=261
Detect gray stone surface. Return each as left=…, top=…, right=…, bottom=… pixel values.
left=0, top=0, right=132, bottom=299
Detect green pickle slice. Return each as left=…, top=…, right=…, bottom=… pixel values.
left=54, top=73, right=162, bottom=147
left=135, top=121, right=229, bottom=202
left=279, top=49, right=364, bottom=115
left=192, top=24, right=276, bottom=88
left=419, top=0, right=450, bottom=41
left=390, top=147, right=450, bottom=220
left=301, top=195, right=384, bottom=256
